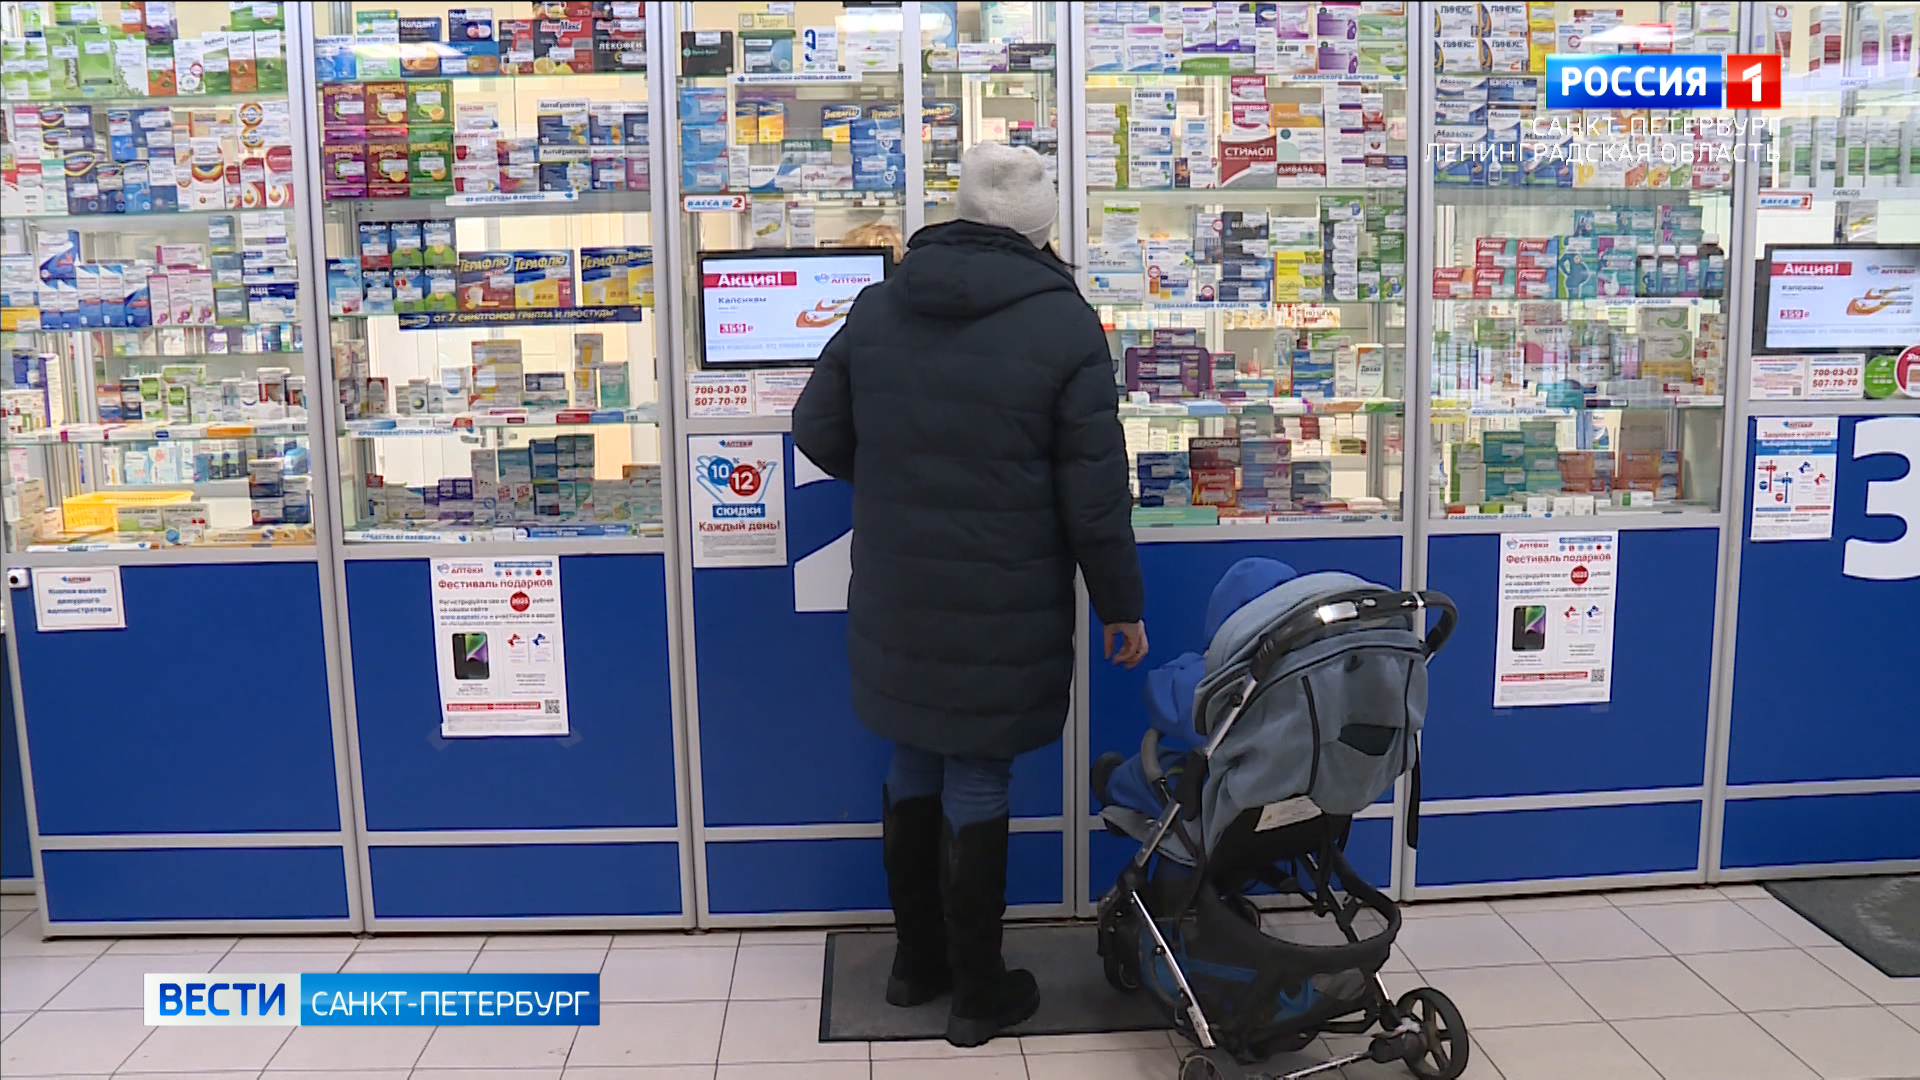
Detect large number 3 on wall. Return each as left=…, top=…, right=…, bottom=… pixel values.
left=1843, top=416, right=1920, bottom=582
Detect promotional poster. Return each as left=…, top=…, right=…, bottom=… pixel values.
left=1494, top=532, right=1619, bottom=708
left=429, top=557, right=569, bottom=737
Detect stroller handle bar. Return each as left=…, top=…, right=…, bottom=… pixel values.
left=1249, top=587, right=1458, bottom=685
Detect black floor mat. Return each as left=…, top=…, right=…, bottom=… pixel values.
left=819, top=923, right=1171, bottom=1041
left=1765, top=875, right=1920, bottom=978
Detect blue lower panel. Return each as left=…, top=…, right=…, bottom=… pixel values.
left=40, top=847, right=350, bottom=923
left=2, top=635, right=29, bottom=880
left=1414, top=802, right=1701, bottom=887
left=1422, top=530, right=1718, bottom=799
left=347, top=555, right=680, bottom=831
left=1720, top=792, right=1920, bottom=870
left=11, top=563, right=341, bottom=834
left=369, top=843, right=683, bottom=919
left=706, top=831, right=1062, bottom=915
left=1728, top=417, right=1920, bottom=786
left=1088, top=815, right=1394, bottom=904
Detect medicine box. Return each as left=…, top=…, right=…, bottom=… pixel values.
left=456, top=251, right=515, bottom=310
left=511, top=249, right=573, bottom=308
left=579, top=246, right=633, bottom=306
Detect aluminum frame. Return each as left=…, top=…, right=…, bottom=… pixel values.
left=4, top=7, right=366, bottom=938
left=300, top=1, right=697, bottom=934
left=1396, top=8, right=1760, bottom=902
left=1063, top=6, right=1418, bottom=907
left=1700, top=0, right=1920, bottom=885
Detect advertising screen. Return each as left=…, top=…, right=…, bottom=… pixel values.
left=697, top=249, right=890, bottom=368
left=1762, top=245, right=1919, bottom=351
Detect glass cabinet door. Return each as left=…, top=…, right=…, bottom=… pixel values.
left=1756, top=1, right=1919, bottom=245
left=919, top=1, right=1059, bottom=232
left=311, top=1, right=662, bottom=543
left=1427, top=2, right=1739, bottom=520
left=2, top=0, right=315, bottom=551
left=1080, top=2, right=1411, bottom=527
left=673, top=1, right=907, bottom=266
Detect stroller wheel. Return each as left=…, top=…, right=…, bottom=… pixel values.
left=1179, top=1048, right=1244, bottom=1080
left=1102, top=948, right=1141, bottom=992
left=1396, top=988, right=1469, bottom=1080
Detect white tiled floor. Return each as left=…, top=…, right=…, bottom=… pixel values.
left=1, top=885, right=1917, bottom=1079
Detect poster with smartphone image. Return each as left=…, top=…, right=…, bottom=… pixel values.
left=1494, top=532, right=1619, bottom=708
left=430, top=556, right=569, bottom=737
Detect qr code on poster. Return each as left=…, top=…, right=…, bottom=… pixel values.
left=1589, top=668, right=1606, bottom=684
left=544, top=699, right=562, bottom=715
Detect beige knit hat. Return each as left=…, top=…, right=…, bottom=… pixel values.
left=955, top=142, right=1057, bottom=247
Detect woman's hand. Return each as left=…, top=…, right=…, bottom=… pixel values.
left=1103, top=621, right=1148, bottom=669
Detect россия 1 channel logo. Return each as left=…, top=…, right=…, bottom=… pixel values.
left=1546, top=53, right=1783, bottom=110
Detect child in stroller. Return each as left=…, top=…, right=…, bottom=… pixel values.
left=1091, top=559, right=1465, bottom=1080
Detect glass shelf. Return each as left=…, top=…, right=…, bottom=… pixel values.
left=93, top=350, right=304, bottom=366
left=21, top=528, right=316, bottom=553
left=1088, top=73, right=1405, bottom=87
left=344, top=523, right=660, bottom=545
left=333, top=308, right=651, bottom=331
left=4, top=89, right=288, bottom=108
left=330, top=190, right=654, bottom=223
left=1091, top=186, right=1399, bottom=201
left=4, top=420, right=309, bottom=446
left=343, top=407, right=660, bottom=438
left=14, top=322, right=299, bottom=335
left=10, top=204, right=301, bottom=229
left=1435, top=187, right=1735, bottom=207
left=712, top=190, right=909, bottom=206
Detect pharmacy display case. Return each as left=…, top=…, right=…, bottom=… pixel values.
left=667, top=2, right=1077, bottom=923
left=921, top=1, right=1061, bottom=228
left=1409, top=2, right=1743, bottom=899
left=306, top=1, right=690, bottom=929
left=1072, top=1, right=1416, bottom=909
left=0, top=0, right=361, bottom=932
left=1713, top=1, right=1920, bottom=882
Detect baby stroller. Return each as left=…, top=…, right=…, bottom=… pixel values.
left=1091, top=566, right=1463, bottom=1080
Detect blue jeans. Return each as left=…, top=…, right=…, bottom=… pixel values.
left=887, top=744, right=1013, bottom=828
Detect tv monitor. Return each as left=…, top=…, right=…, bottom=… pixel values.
left=1756, top=243, right=1918, bottom=353
left=696, top=247, right=891, bottom=368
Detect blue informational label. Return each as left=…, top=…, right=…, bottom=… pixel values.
left=1545, top=54, right=1726, bottom=110
left=300, top=974, right=600, bottom=1026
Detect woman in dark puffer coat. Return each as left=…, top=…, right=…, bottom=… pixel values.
left=794, top=142, right=1147, bottom=1047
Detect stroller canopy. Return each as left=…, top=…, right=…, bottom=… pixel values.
left=1195, top=572, right=1430, bottom=853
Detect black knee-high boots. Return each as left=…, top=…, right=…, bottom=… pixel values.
left=939, top=814, right=1040, bottom=1046
left=881, top=788, right=951, bottom=1007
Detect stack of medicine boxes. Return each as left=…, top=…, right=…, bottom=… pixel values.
left=678, top=86, right=727, bottom=191
left=1240, top=436, right=1293, bottom=511
left=1135, top=450, right=1190, bottom=507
